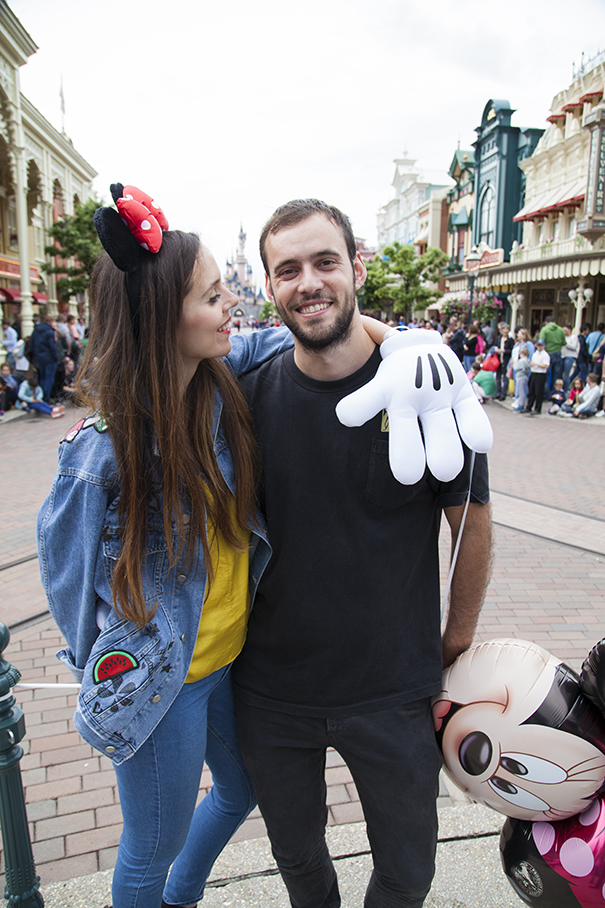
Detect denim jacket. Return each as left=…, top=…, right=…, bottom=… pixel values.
left=37, top=328, right=292, bottom=765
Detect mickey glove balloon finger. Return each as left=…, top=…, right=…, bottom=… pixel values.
left=335, top=329, right=494, bottom=485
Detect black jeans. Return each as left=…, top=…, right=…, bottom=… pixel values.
left=495, top=364, right=509, bottom=399
left=526, top=372, right=547, bottom=413
left=235, top=696, right=441, bottom=908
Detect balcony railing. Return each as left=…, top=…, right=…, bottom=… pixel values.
left=510, top=234, right=605, bottom=264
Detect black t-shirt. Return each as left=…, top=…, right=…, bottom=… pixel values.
left=234, top=346, right=489, bottom=717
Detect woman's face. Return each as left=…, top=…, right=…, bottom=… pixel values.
left=177, top=249, right=238, bottom=382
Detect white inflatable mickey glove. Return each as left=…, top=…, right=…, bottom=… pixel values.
left=336, top=329, right=493, bottom=484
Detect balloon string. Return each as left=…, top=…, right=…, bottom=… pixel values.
left=441, top=450, right=476, bottom=619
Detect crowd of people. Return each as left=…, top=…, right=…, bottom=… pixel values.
left=1, top=312, right=86, bottom=419
left=433, top=313, right=605, bottom=420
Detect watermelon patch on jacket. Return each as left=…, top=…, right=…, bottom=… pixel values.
left=93, top=650, right=139, bottom=684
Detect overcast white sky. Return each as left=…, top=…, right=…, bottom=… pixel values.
left=9, top=0, right=605, bottom=285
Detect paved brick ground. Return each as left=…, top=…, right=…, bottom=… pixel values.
left=1, top=399, right=605, bottom=886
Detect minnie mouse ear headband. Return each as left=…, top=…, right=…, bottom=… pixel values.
left=93, top=184, right=169, bottom=327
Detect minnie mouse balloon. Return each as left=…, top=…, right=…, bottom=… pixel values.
left=501, top=797, right=605, bottom=907
left=432, top=639, right=605, bottom=821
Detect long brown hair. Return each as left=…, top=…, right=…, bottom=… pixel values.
left=77, top=231, right=258, bottom=628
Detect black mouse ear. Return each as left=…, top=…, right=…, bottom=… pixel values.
left=93, top=206, right=142, bottom=273
left=580, top=639, right=605, bottom=716
left=110, top=183, right=124, bottom=205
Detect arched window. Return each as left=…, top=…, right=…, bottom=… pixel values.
left=479, top=186, right=495, bottom=248
left=53, top=179, right=64, bottom=221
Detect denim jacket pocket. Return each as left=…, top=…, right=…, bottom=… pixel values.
left=102, top=526, right=170, bottom=601
left=57, top=647, right=84, bottom=684
left=79, top=602, right=179, bottom=739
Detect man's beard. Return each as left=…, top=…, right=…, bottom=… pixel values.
left=273, top=286, right=357, bottom=352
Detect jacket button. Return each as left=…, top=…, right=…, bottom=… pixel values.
left=177, top=574, right=187, bottom=583
left=105, top=746, right=116, bottom=754
left=180, top=634, right=186, bottom=643
left=151, top=694, right=161, bottom=704
left=183, top=514, right=190, bottom=525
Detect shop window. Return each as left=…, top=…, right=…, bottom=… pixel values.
left=457, top=228, right=466, bottom=264
left=479, top=186, right=495, bottom=248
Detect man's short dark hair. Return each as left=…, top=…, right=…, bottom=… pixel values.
left=544, top=315, right=555, bottom=323
left=259, top=199, right=357, bottom=273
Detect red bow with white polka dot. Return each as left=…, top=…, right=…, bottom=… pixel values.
left=115, top=185, right=169, bottom=253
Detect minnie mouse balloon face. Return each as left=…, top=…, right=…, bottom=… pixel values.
left=432, top=639, right=605, bottom=821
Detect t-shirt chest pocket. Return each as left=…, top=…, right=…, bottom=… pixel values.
left=364, top=439, right=433, bottom=509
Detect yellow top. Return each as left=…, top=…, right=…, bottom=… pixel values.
left=185, top=494, right=251, bottom=683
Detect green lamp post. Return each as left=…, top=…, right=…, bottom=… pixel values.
left=0, top=622, right=43, bottom=906
left=465, top=245, right=482, bottom=326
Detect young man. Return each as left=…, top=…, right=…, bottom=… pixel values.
left=233, top=200, right=492, bottom=908
left=539, top=315, right=565, bottom=390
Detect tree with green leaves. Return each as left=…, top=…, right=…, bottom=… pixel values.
left=42, top=197, right=103, bottom=302
left=373, top=242, right=449, bottom=319
left=260, top=299, right=277, bottom=321
left=356, top=255, right=393, bottom=313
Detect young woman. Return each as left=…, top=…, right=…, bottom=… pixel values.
left=37, top=186, right=292, bottom=908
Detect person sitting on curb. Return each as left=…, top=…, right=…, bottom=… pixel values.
left=471, top=360, right=497, bottom=399
left=0, top=361, right=19, bottom=405
left=558, top=372, right=602, bottom=419
left=17, top=376, right=65, bottom=418
left=0, top=375, right=12, bottom=416
left=547, top=379, right=566, bottom=415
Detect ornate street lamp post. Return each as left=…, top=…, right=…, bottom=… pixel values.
left=0, top=622, right=43, bottom=906
left=569, top=285, right=594, bottom=335
left=465, top=246, right=481, bottom=325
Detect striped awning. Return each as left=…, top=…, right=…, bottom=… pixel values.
left=514, top=179, right=586, bottom=222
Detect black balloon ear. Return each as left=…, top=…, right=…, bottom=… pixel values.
left=94, top=207, right=142, bottom=273
left=110, top=183, right=124, bottom=205
left=580, top=639, right=605, bottom=716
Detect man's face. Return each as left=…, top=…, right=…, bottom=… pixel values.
left=264, top=213, right=366, bottom=351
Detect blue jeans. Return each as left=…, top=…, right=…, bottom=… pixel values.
left=546, top=350, right=562, bottom=393
left=235, top=696, right=441, bottom=908
left=37, top=360, right=57, bottom=401
left=112, top=666, right=255, bottom=908
left=24, top=400, right=54, bottom=415
left=562, top=357, right=576, bottom=392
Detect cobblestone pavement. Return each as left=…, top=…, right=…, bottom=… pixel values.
left=1, top=399, right=604, bottom=886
